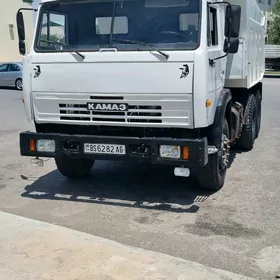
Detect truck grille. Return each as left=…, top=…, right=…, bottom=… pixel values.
left=33, top=93, right=193, bottom=128
left=59, top=104, right=162, bottom=123
left=59, top=96, right=163, bottom=124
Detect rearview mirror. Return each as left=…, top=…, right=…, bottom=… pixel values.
left=19, top=41, right=26, bottom=56
left=16, top=8, right=35, bottom=56
left=16, top=11, right=25, bottom=41
left=16, top=11, right=26, bottom=55
left=223, top=38, right=240, bottom=54
left=210, top=3, right=241, bottom=65
left=224, top=5, right=241, bottom=38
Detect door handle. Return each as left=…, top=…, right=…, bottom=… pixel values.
left=220, top=70, right=225, bottom=80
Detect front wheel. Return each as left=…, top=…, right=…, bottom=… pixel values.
left=15, top=78, right=22, bottom=91
left=197, top=118, right=230, bottom=191
left=55, top=155, right=94, bottom=178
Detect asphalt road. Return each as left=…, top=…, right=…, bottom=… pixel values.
left=0, top=80, right=279, bottom=280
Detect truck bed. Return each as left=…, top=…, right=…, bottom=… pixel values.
left=225, top=0, right=265, bottom=89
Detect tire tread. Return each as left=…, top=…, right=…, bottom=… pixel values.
left=55, top=155, right=94, bottom=178
left=236, top=94, right=257, bottom=151
left=198, top=119, right=229, bottom=191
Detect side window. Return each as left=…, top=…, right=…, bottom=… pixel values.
left=207, top=7, right=218, bottom=46
left=8, top=64, right=20, bottom=72
left=39, top=13, right=66, bottom=46
left=0, top=64, right=8, bottom=72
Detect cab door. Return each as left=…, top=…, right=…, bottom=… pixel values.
left=207, top=4, right=226, bottom=120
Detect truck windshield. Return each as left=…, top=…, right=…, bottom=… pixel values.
left=35, top=0, right=201, bottom=53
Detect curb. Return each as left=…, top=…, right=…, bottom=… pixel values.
left=0, top=211, right=256, bottom=280
left=264, top=74, right=280, bottom=78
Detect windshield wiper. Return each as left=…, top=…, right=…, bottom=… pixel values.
left=109, top=0, right=117, bottom=47
left=40, top=39, right=85, bottom=60
left=112, top=39, right=169, bottom=59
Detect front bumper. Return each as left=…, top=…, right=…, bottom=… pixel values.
left=20, top=132, right=208, bottom=167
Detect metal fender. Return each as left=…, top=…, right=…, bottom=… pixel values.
left=209, top=89, right=232, bottom=147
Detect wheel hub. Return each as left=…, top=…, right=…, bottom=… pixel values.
left=17, top=80, right=22, bottom=90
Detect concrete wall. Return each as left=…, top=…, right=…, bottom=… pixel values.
left=257, top=0, right=277, bottom=12
left=0, top=0, right=34, bottom=62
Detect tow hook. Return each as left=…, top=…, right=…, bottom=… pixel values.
left=130, top=144, right=150, bottom=156
left=30, top=157, right=44, bottom=167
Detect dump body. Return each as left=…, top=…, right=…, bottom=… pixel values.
left=225, top=0, right=265, bottom=88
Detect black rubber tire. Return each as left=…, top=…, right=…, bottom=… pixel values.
left=15, top=78, right=22, bottom=91
left=236, top=94, right=257, bottom=151
left=55, top=155, right=94, bottom=178
left=197, top=118, right=230, bottom=191
left=255, top=92, right=262, bottom=139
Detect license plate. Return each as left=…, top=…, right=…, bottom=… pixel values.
left=84, top=143, right=126, bottom=155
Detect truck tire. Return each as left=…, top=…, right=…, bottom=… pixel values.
left=55, top=155, right=94, bottom=178
left=255, top=91, right=262, bottom=139
left=236, top=94, right=257, bottom=150
left=197, top=118, right=230, bottom=191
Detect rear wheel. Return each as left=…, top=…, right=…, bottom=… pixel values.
left=55, top=155, right=94, bottom=178
left=15, top=78, right=22, bottom=91
left=255, top=91, right=262, bottom=139
left=236, top=94, right=258, bottom=150
left=197, top=118, right=230, bottom=191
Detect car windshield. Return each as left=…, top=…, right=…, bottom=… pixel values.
left=35, top=0, right=201, bottom=52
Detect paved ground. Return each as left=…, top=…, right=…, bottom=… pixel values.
left=0, top=211, right=255, bottom=280
left=0, top=80, right=279, bottom=280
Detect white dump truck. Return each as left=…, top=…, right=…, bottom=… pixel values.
left=16, top=0, right=265, bottom=190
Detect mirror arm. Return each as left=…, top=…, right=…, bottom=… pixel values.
left=209, top=51, right=229, bottom=66
left=17, top=8, right=37, bottom=14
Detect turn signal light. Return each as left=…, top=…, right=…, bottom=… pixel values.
left=206, top=100, right=212, bottom=107
left=183, top=146, right=189, bottom=160
left=29, top=139, right=36, bottom=152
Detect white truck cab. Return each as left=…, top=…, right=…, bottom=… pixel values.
left=17, top=0, right=265, bottom=190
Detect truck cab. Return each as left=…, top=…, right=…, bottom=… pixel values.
left=17, top=0, right=265, bottom=190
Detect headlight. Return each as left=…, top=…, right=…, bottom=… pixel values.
left=160, top=145, right=180, bottom=159
left=36, top=139, right=56, bottom=152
